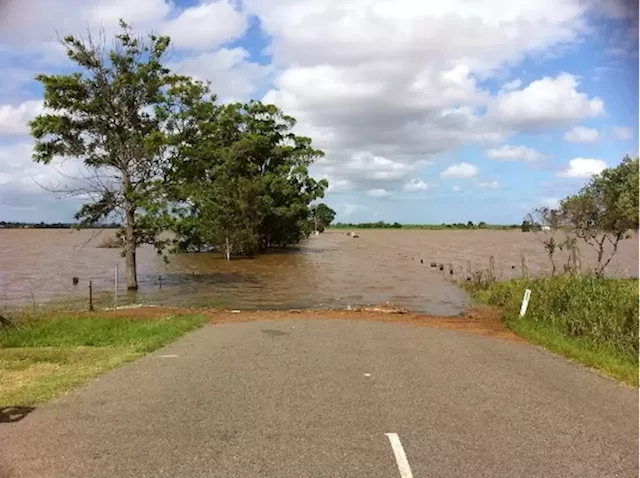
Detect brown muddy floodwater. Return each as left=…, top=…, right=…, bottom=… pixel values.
left=0, top=229, right=637, bottom=316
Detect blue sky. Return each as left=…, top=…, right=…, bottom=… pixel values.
left=0, top=0, right=637, bottom=224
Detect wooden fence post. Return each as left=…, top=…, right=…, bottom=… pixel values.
left=571, top=244, right=581, bottom=274
left=489, top=255, right=495, bottom=280
left=89, top=280, right=94, bottom=312
left=466, top=260, right=472, bottom=281
left=521, top=251, right=529, bottom=278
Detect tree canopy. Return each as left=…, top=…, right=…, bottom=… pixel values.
left=527, top=155, right=639, bottom=276
left=30, top=21, right=331, bottom=287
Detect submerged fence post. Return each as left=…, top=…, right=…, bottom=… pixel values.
left=89, top=280, right=94, bottom=312
left=570, top=244, right=581, bottom=275
left=489, top=255, right=495, bottom=280
left=158, top=275, right=162, bottom=290
left=521, top=251, right=530, bottom=278
left=466, top=260, right=472, bottom=281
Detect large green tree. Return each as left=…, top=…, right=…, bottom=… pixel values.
left=168, top=100, right=327, bottom=259
left=30, top=21, right=197, bottom=289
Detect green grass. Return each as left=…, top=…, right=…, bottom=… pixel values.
left=0, top=313, right=208, bottom=406
left=465, top=275, right=639, bottom=386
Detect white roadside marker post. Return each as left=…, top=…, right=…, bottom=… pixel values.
left=520, top=289, right=532, bottom=318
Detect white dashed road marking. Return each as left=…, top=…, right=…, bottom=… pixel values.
left=385, top=433, right=414, bottom=478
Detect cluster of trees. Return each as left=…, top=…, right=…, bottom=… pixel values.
left=0, top=221, right=120, bottom=229
left=526, top=155, right=639, bottom=276
left=333, top=221, right=403, bottom=229
left=332, top=221, right=520, bottom=230
left=438, top=221, right=519, bottom=230
left=29, top=22, right=334, bottom=290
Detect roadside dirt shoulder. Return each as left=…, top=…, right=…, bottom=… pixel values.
left=99, top=305, right=522, bottom=343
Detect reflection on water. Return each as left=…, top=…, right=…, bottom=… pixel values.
left=1, top=229, right=637, bottom=315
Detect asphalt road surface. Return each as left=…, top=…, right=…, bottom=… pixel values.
left=1, top=319, right=637, bottom=477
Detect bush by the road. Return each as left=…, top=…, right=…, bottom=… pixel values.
left=466, top=276, right=639, bottom=385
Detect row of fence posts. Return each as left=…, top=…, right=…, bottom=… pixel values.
left=86, top=264, right=167, bottom=312
left=460, top=248, right=582, bottom=282
left=460, top=252, right=530, bottom=282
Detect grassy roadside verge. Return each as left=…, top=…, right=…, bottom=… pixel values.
left=464, top=276, right=639, bottom=386
left=0, top=313, right=208, bottom=407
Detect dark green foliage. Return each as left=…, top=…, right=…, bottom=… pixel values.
left=30, top=21, right=330, bottom=267
left=165, top=100, right=327, bottom=258
left=312, top=203, right=336, bottom=232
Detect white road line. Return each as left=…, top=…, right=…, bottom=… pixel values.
left=385, top=433, right=414, bottom=478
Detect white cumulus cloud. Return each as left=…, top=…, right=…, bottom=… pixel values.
left=249, top=0, right=595, bottom=193
left=441, top=162, right=479, bottom=178
left=403, top=179, right=432, bottom=192
left=160, top=1, right=247, bottom=51
left=613, top=126, right=634, bottom=140
left=0, top=0, right=632, bottom=220
left=366, top=188, right=392, bottom=198
left=557, top=158, right=608, bottom=178
left=490, top=73, right=605, bottom=129
left=170, top=48, right=272, bottom=102
left=563, top=126, right=600, bottom=143
left=486, top=145, right=547, bottom=161
left=0, top=100, right=44, bottom=135
left=500, top=78, right=522, bottom=92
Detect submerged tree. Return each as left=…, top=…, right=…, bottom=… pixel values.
left=30, top=21, right=198, bottom=289
left=311, top=203, right=336, bottom=232
left=168, top=100, right=327, bottom=259
left=526, top=206, right=568, bottom=275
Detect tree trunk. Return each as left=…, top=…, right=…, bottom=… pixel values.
left=124, top=202, right=138, bottom=290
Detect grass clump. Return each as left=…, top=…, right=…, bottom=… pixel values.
left=0, top=313, right=208, bottom=406
left=465, top=275, right=639, bottom=386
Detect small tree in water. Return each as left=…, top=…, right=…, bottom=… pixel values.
left=30, top=22, right=199, bottom=290
left=528, top=156, right=639, bottom=277
left=526, top=206, right=567, bottom=275
left=560, top=156, right=639, bottom=276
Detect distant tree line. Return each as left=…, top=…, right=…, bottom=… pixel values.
left=331, top=221, right=520, bottom=230
left=0, top=221, right=119, bottom=229
left=29, top=21, right=335, bottom=290
left=332, top=221, right=403, bottom=229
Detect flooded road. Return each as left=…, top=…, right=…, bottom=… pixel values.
left=0, top=229, right=637, bottom=315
